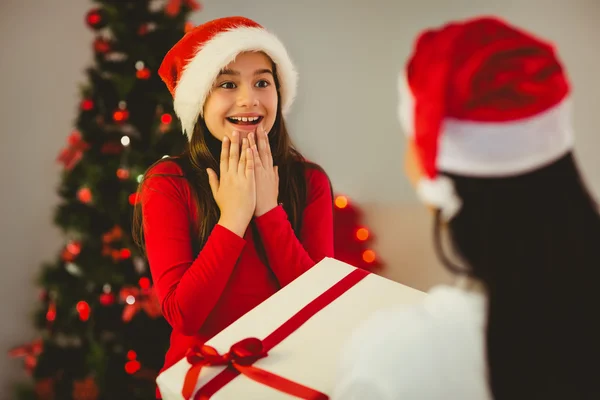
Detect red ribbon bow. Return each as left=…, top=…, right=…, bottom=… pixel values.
left=8, top=338, right=43, bottom=374
left=119, top=286, right=162, bottom=322
left=57, top=131, right=90, bottom=171
left=165, top=0, right=201, bottom=17
left=182, top=338, right=328, bottom=400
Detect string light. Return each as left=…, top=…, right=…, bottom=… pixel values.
left=127, top=350, right=137, bottom=360
left=120, top=248, right=131, bottom=259
left=334, top=195, right=348, bottom=209
left=160, top=113, right=172, bottom=124
left=362, top=250, right=376, bottom=263
left=138, top=277, right=150, bottom=289
left=120, top=136, right=130, bottom=147
left=356, top=228, right=369, bottom=241
left=76, top=301, right=91, bottom=321
left=77, top=187, right=92, bottom=204
left=116, top=168, right=130, bottom=180
left=124, top=360, right=141, bottom=374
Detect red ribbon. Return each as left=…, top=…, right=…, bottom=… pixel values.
left=181, top=268, right=369, bottom=399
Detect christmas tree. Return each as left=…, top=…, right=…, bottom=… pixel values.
left=9, top=2, right=382, bottom=399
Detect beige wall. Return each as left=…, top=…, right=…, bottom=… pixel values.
left=1, top=0, right=598, bottom=396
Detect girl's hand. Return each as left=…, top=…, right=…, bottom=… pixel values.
left=249, top=125, right=279, bottom=217
left=207, top=131, right=256, bottom=237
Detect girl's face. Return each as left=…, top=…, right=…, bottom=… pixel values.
left=203, top=51, right=278, bottom=141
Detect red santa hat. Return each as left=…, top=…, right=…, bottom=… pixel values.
left=398, top=16, right=573, bottom=220
left=159, top=16, right=298, bottom=139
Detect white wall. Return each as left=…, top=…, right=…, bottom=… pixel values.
left=1, top=0, right=598, bottom=396
left=0, top=0, right=93, bottom=395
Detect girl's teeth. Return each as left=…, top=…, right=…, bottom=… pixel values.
left=231, top=116, right=259, bottom=122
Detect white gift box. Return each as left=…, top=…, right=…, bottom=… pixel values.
left=157, top=257, right=427, bottom=399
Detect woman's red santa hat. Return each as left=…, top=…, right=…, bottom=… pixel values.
left=398, top=16, right=573, bottom=220
left=159, top=16, right=298, bottom=139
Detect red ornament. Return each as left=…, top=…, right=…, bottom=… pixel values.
left=120, top=248, right=132, bottom=260
left=46, top=301, right=57, bottom=322
left=116, top=168, right=130, bottom=180
left=93, top=38, right=111, bottom=54
left=112, top=109, right=129, bottom=123
left=127, top=350, right=137, bottom=360
left=77, top=187, right=93, bottom=204
left=136, top=68, right=151, bottom=80
left=99, top=293, right=115, bottom=306
left=125, top=360, right=141, bottom=374
left=85, top=8, right=107, bottom=30
left=160, top=113, right=173, bottom=125
left=76, top=301, right=91, bottom=321
left=62, top=241, right=82, bottom=262
left=138, top=277, right=151, bottom=290
left=80, top=99, right=94, bottom=111
left=128, top=193, right=140, bottom=205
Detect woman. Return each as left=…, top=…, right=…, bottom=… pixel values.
left=333, top=16, right=599, bottom=399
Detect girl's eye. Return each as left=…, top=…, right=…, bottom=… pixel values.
left=219, top=82, right=236, bottom=89
left=255, top=80, right=270, bottom=88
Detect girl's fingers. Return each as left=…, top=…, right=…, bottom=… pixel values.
left=220, top=136, right=230, bottom=173
left=228, top=131, right=240, bottom=172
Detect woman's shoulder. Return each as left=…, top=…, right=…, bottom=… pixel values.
left=358, top=284, right=486, bottom=340
left=333, top=285, right=489, bottom=399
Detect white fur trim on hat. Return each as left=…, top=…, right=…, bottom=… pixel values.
left=174, top=26, right=298, bottom=139
left=439, top=98, right=574, bottom=177
left=417, top=176, right=463, bottom=221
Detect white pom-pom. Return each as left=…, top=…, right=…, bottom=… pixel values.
left=417, top=176, right=462, bottom=221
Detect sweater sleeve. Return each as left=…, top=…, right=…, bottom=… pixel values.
left=141, top=162, right=246, bottom=335
left=253, top=166, right=334, bottom=286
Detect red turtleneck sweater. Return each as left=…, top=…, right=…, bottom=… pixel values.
left=140, top=161, right=334, bottom=397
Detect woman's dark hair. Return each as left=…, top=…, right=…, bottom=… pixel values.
left=434, top=152, right=599, bottom=399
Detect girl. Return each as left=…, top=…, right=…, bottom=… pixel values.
left=333, top=16, right=599, bottom=399
left=132, top=17, right=334, bottom=397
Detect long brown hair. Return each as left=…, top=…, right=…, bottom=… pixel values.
left=133, top=63, right=328, bottom=255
